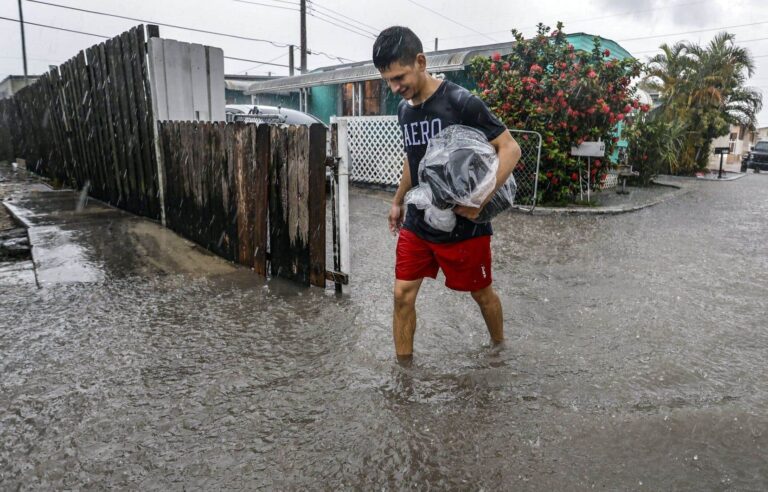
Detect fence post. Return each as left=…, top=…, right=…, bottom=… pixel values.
left=333, top=117, right=351, bottom=277
left=147, top=37, right=167, bottom=226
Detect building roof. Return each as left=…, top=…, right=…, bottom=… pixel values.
left=246, top=34, right=634, bottom=95
left=246, top=41, right=519, bottom=94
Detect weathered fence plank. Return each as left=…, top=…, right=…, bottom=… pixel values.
left=308, top=123, right=327, bottom=287
left=253, top=124, right=270, bottom=277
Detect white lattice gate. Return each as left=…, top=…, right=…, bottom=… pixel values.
left=331, top=115, right=542, bottom=209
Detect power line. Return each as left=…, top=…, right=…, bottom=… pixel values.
left=309, top=9, right=377, bottom=37
left=0, top=14, right=108, bottom=38
left=434, top=0, right=711, bottom=42
left=233, top=0, right=298, bottom=12
left=308, top=0, right=381, bottom=34
left=308, top=49, right=354, bottom=63
left=617, top=20, right=768, bottom=42
left=26, top=0, right=294, bottom=48
left=224, top=55, right=289, bottom=67
left=631, top=36, right=768, bottom=56
left=232, top=0, right=356, bottom=64
left=237, top=52, right=289, bottom=73
left=306, top=5, right=378, bottom=37
left=566, top=0, right=713, bottom=26
left=405, top=0, right=497, bottom=43
left=307, top=11, right=375, bottom=39
left=0, top=16, right=290, bottom=67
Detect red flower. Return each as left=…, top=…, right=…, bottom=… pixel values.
left=605, top=61, right=613, bottom=69
left=546, top=171, right=553, bottom=179
left=571, top=172, right=579, bottom=182
left=601, top=104, right=610, bottom=114
left=586, top=107, right=596, bottom=115
left=587, top=70, right=597, bottom=79
left=492, top=52, right=501, bottom=62
left=501, top=102, right=512, bottom=112
left=640, top=104, right=650, bottom=112
left=552, top=177, right=559, bottom=185
left=632, top=99, right=640, bottom=109
left=483, top=89, right=491, bottom=96
left=546, top=136, right=554, bottom=144
left=603, top=49, right=611, bottom=57
left=507, top=85, right=515, bottom=93
left=530, top=64, right=543, bottom=73
left=502, top=62, right=510, bottom=71
left=568, top=44, right=574, bottom=52
left=623, top=104, right=632, bottom=113
left=617, top=113, right=625, bottom=121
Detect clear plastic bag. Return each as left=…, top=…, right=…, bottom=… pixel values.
left=404, top=125, right=516, bottom=231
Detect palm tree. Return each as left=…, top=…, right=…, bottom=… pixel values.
left=644, top=32, right=763, bottom=172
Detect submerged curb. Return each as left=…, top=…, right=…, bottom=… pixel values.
left=516, top=179, right=687, bottom=216
left=695, top=172, right=747, bottom=181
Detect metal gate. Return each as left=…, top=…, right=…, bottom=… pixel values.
left=331, top=115, right=542, bottom=210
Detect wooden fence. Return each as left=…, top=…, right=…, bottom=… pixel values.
left=0, top=25, right=334, bottom=288
left=159, top=121, right=327, bottom=287
left=0, top=25, right=160, bottom=220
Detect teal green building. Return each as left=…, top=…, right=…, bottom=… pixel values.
left=246, top=34, right=635, bottom=159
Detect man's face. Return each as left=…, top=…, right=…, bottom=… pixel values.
left=379, top=59, right=423, bottom=101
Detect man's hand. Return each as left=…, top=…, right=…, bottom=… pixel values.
left=453, top=204, right=483, bottom=220
left=389, top=203, right=405, bottom=234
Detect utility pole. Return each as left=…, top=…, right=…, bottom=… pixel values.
left=18, top=0, right=29, bottom=83
left=300, top=0, right=307, bottom=73
left=434, top=37, right=438, bottom=51
left=289, top=45, right=295, bottom=76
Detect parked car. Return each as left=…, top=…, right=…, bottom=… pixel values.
left=225, top=104, right=325, bottom=126
left=742, top=140, right=768, bottom=172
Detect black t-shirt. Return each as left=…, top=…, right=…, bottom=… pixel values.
left=398, top=80, right=506, bottom=243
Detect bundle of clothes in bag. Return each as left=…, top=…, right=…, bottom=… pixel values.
left=405, top=125, right=517, bottom=232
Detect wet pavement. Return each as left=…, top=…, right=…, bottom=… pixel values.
left=2, top=163, right=768, bottom=489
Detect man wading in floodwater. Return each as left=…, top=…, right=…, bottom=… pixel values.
left=373, top=26, right=522, bottom=361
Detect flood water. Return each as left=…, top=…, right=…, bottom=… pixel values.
left=2, top=174, right=768, bottom=489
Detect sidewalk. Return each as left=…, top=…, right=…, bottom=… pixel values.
left=0, top=163, right=237, bottom=287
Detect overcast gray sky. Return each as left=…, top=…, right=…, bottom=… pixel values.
left=2, top=0, right=766, bottom=126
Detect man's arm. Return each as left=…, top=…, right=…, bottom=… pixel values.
left=454, top=129, right=521, bottom=220
left=389, top=156, right=411, bottom=234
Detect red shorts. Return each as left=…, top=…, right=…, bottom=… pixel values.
left=395, top=229, right=492, bottom=292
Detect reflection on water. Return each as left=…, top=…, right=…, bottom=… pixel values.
left=2, top=176, right=768, bottom=488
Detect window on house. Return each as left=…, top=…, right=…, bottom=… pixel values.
left=341, top=80, right=382, bottom=116
left=363, top=80, right=381, bottom=115
left=342, top=82, right=355, bottom=116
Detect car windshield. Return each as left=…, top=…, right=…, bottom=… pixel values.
left=754, top=142, right=768, bottom=152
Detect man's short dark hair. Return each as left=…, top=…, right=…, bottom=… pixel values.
left=372, top=26, right=424, bottom=70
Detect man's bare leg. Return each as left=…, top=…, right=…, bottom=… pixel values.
left=393, top=278, right=424, bottom=360
left=471, top=285, right=504, bottom=344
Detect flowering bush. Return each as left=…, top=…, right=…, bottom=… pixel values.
left=470, top=22, right=645, bottom=203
